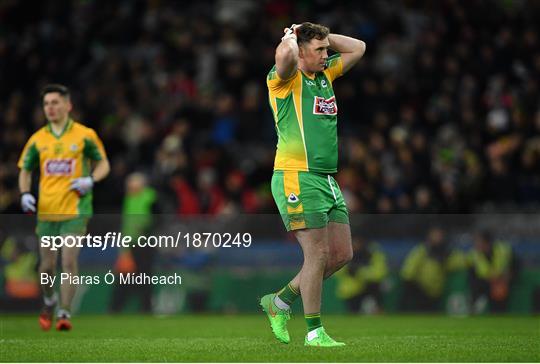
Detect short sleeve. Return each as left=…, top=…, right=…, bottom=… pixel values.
left=267, top=66, right=298, bottom=98
left=323, top=53, right=343, bottom=83
left=17, top=136, right=40, bottom=171
left=83, top=128, right=107, bottom=161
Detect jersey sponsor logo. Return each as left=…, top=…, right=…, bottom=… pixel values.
left=43, top=159, right=76, bottom=176
left=313, top=96, right=338, bottom=115
left=305, top=80, right=316, bottom=87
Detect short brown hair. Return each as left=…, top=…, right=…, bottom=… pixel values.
left=296, top=22, right=330, bottom=46
left=41, top=84, right=70, bottom=100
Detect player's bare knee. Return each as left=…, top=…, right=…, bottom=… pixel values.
left=341, top=249, right=353, bottom=267
left=62, top=258, right=78, bottom=274
left=341, top=245, right=353, bottom=265
left=313, top=245, right=330, bottom=266
left=39, top=263, right=56, bottom=278
left=331, top=246, right=353, bottom=272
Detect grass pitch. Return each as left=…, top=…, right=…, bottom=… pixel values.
left=1, top=314, right=538, bottom=362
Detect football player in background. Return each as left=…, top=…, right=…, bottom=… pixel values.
left=18, top=84, right=110, bottom=331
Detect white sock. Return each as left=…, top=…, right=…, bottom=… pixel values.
left=307, top=327, right=321, bottom=341
left=57, top=308, right=71, bottom=319
left=44, top=293, right=58, bottom=306
left=274, top=295, right=290, bottom=310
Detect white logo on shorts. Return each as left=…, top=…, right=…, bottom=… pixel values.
left=288, top=193, right=299, bottom=203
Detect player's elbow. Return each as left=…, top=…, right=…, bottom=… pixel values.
left=19, top=169, right=30, bottom=179
left=103, top=159, right=111, bottom=177
left=18, top=169, right=32, bottom=191
left=99, top=159, right=111, bottom=179
left=355, top=40, right=366, bottom=58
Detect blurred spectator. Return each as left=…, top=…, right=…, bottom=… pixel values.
left=222, top=170, right=259, bottom=214
left=110, top=172, right=157, bottom=313
left=0, top=0, right=540, bottom=214
left=400, top=227, right=466, bottom=311
left=0, top=234, right=40, bottom=311
left=197, top=167, right=225, bottom=214
left=413, top=185, right=438, bottom=213
left=468, top=231, right=519, bottom=313
left=335, top=237, right=388, bottom=314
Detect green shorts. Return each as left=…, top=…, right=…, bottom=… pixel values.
left=271, top=170, right=349, bottom=231
left=36, top=217, right=88, bottom=237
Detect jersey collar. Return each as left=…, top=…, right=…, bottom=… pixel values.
left=47, top=118, right=74, bottom=139
left=300, top=70, right=317, bottom=80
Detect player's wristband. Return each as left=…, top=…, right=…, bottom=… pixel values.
left=20, top=192, right=32, bottom=197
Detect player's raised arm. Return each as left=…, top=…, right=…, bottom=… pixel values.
left=275, top=25, right=300, bottom=80
left=328, top=33, right=366, bottom=74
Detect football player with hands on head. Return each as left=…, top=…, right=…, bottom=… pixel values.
left=261, top=22, right=366, bottom=347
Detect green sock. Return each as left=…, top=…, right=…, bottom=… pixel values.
left=276, top=283, right=300, bottom=305
left=305, top=313, right=322, bottom=332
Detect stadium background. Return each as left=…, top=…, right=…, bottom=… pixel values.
left=1, top=0, right=540, bottom=316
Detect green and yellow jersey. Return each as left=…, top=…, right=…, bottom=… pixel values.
left=267, top=53, right=343, bottom=174
left=18, top=119, right=107, bottom=221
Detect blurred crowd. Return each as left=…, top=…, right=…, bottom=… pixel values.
left=1, top=0, right=540, bottom=214
left=336, top=228, right=524, bottom=314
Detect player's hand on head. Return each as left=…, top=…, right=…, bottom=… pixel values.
left=283, top=24, right=298, bottom=33
left=70, top=176, right=94, bottom=196
left=282, top=24, right=299, bottom=41
left=20, top=192, right=36, bottom=213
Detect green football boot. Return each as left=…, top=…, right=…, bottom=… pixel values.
left=304, top=327, right=346, bottom=347
left=260, top=293, right=291, bottom=344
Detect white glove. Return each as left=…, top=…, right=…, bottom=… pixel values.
left=70, top=176, right=94, bottom=196
left=282, top=24, right=299, bottom=41
left=21, top=193, right=36, bottom=213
